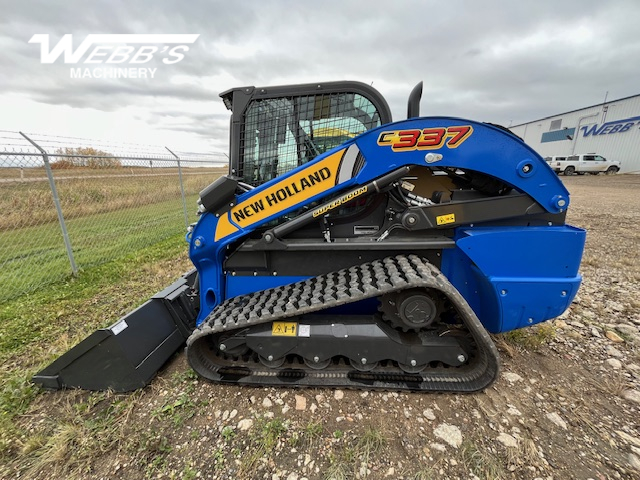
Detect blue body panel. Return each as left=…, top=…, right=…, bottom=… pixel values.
left=226, top=275, right=307, bottom=299
left=189, top=116, right=585, bottom=332
left=440, top=226, right=585, bottom=333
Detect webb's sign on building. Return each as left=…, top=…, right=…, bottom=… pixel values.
left=580, top=115, right=640, bottom=137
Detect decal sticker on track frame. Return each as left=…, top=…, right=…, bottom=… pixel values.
left=272, top=322, right=298, bottom=336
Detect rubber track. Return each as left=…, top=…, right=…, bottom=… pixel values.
left=186, top=255, right=500, bottom=392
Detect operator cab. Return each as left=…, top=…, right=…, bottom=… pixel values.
left=219, top=81, right=392, bottom=187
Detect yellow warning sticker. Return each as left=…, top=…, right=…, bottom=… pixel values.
left=271, top=322, right=298, bottom=336
left=436, top=213, right=456, bottom=225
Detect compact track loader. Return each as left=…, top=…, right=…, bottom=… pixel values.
left=33, top=81, right=586, bottom=393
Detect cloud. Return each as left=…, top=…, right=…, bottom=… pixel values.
left=1, top=0, right=639, bottom=151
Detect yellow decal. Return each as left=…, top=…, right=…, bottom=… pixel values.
left=214, top=215, right=239, bottom=241
left=214, top=149, right=345, bottom=241
left=312, top=186, right=368, bottom=217
left=272, top=321, right=297, bottom=336
left=436, top=213, right=456, bottom=225
left=377, top=125, right=473, bottom=152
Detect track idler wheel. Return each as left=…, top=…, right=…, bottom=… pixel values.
left=380, top=288, right=443, bottom=331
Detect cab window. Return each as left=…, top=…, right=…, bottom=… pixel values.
left=240, top=93, right=382, bottom=185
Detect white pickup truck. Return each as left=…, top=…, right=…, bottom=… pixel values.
left=544, top=154, right=621, bottom=175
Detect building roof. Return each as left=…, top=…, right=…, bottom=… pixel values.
left=511, top=92, right=640, bottom=128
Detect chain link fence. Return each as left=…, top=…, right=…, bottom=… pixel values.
left=0, top=130, right=227, bottom=303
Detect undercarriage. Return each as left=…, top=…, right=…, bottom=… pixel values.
left=187, top=255, right=499, bottom=392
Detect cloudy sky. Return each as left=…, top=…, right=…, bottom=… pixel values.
left=1, top=0, right=639, bottom=154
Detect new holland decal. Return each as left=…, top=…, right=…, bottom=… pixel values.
left=214, top=149, right=345, bottom=241
left=377, top=125, right=473, bottom=151
left=233, top=167, right=332, bottom=224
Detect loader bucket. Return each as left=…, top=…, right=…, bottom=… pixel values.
left=32, top=270, right=198, bottom=392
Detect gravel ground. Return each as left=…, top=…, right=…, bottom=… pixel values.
left=14, top=174, right=640, bottom=480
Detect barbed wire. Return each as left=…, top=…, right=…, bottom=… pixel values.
left=0, top=129, right=228, bottom=162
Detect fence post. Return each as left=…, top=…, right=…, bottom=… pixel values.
left=165, top=147, right=190, bottom=230
left=20, top=132, right=78, bottom=276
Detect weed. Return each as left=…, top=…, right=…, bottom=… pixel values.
left=291, top=420, right=323, bottom=447
left=260, top=418, right=288, bottom=449
left=409, top=468, right=436, bottom=480
left=73, top=391, right=108, bottom=415
left=212, top=448, right=225, bottom=470
left=333, top=429, right=344, bottom=439
left=460, top=440, right=505, bottom=479
left=356, top=427, right=386, bottom=459
left=146, top=453, right=169, bottom=478
left=612, top=329, right=634, bottom=343
left=517, top=438, right=541, bottom=467
left=500, top=322, right=556, bottom=351
left=493, top=334, right=517, bottom=358
left=588, top=374, right=629, bottom=397
left=343, top=446, right=356, bottom=464
left=319, top=427, right=387, bottom=478
left=305, top=420, right=323, bottom=439
left=19, top=434, right=48, bottom=456
left=239, top=417, right=289, bottom=477
left=0, top=374, right=37, bottom=419
left=180, top=464, right=198, bottom=480
left=151, top=393, right=197, bottom=427
left=171, top=369, right=199, bottom=386
left=221, top=426, right=236, bottom=442
left=128, top=431, right=172, bottom=475
left=324, top=453, right=351, bottom=480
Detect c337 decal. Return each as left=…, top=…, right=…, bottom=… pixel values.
left=377, top=125, right=473, bottom=152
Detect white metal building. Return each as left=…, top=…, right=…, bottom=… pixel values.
left=510, top=94, right=640, bottom=173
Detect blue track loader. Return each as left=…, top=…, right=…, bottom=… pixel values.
left=33, top=81, right=585, bottom=393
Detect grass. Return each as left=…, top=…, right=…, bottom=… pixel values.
left=356, top=427, right=386, bottom=462
left=588, top=374, right=629, bottom=397
left=238, top=417, right=289, bottom=477
left=0, top=166, right=224, bottom=231
left=16, top=390, right=149, bottom=479
left=0, top=234, right=189, bottom=432
left=408, top=468, right=436, bottom=480
left=290, top=420, right=324, bottom=448
left=221, top=426, right=236, bottom=442
left=0, top=166, right=223, bottom=302
left=321, top=427, right=386, bottom=480
left=460, top=440, right=505, bottom=479
left=151, top=394, right=198, bottom=428
left=499, top=322, right=557, bottom=351
left=0, top=234, right=188, bottom=365
left=324, top=455, right=351, bottom=480
left=0, top=234, right=192, bottom=478
left=0, top=195, right=198, bottom=303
